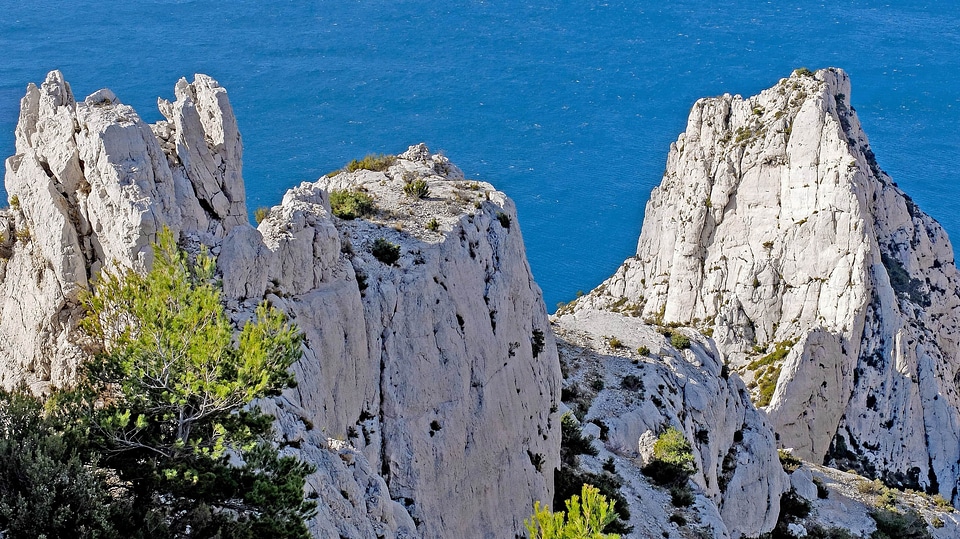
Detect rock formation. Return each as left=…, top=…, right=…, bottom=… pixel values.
left=551, top=313, right=789, bottom=538
left=7, top=65, right=958, bottom=538
left=574, top=67, right=960, bottom=502
left=1, top=72, right=560, bottom=539
left=1, top=70, right=246, bottom=390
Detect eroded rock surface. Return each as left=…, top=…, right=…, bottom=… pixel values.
left=553, top=311, right=788, bottom=538
left=1, top=73, right=560, bottom=539
left=573, top=68, right=960, bottom=501
left=1, top=70, right=245, bottom=389
left=247, top=146, right=561, bottom=539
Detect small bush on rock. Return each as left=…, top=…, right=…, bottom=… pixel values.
left=778, top=449, right=803, bottom=473
left=371, top=238, right=401, bottom=265
left=553, top=467, right=631, bottom=535
left=254, top=206, right=270, bottom=224
left=330, top=189, right=375, bottom=220
left=345, top=153, right=395, bottom=172
left=869, top=506, right=932, bottom=539
left=669, top=485, right=694, bottom=507
left=669, top=333, right=691, bottom=350
left=561, top=413, right=597, bottom=466
left=642, top=427, right=695, bottom=487
left=403, top=179, right=430, bottom=199
left=813, top=476, right=829, bottom=499
left=620, top=375, right=642, bottom=392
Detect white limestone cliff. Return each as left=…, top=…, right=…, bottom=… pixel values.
left=553, top=310, right=789, bottom=538
left=574, top=67, right=960, bottom=502
left=1, top=70, right=246, bottom=389
left=1, top=73, right=560, bottom=539
left=242, top=145, right=561, bottom=539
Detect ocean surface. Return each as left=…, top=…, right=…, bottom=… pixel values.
left=1, top=1, right=957, bottom=310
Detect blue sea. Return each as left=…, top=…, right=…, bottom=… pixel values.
left=1, top=1, right=957, bottom=310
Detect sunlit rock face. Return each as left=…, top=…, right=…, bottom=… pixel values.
left=574, top=68, right=960, bottom=502
left=1, top=73, right=560, bottom=539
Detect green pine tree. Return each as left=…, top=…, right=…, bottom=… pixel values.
left=0, top=227, right=315, bottom=538
left=75, top=227, right=313, bottom=537
left=526, top=484, right=621, bottom=539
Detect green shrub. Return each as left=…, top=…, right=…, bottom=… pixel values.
left=748, top=340, right=794, bottom=407
left=608, top=337, right=623, bottom=349
left=869, top=507, right=932, bottom=539
left=560, top=413, right=598, bottom=466
left=526, top=484, right=621, bottom=539
left=813, top=475, right=829, bottom=499
left=403, top=179, right=430, bottom=199
left=932, top=493, right=953, bottom=511
left=14, top=227, right=30, bottom=243
left=496, top=212, right=511, bottom=229
left=532, top=328, right=545, bottom=358
left=778, top=449, right=803, bottom=473
left=356, top=271, right=368, bottom=292
left=9, top=195, right=19, bottom=210
left=371, top=238, right=401, bottom=265
left=857, top=479, right=882, bottom=495
left=760, top=487, right=813, bottom=539
left=881, top=252, right=930, bottom=306
left=642, top=427, right=695, bottom=486
left=329, top=189, right=375, bottom=219
left=553, top=467, right=631, bottom=535
left=878, top=487, right=899, bottom=509
left=0, top=388, right=128, bottom=537
left=0, top=228, right=317, bottom=538
left=755, top=366, right=782, bottom=407
left=254, top=206, right=271, bottom=224
left=669, top=513, right=686, bottom=527
left=669, top=485, right=694, bottom=507
left=637, top=346, right=650, bottom=356
left=426, top=217, right=440, bottom=232
left=795, top=67, right=814, bottom=77
left=653, top=427, right=694, bottom=470
left=345, top=153, right=395, bottom=172
left=747, top=340, right=796, bottom=370
left=669, top=333, right=691, bottom=350
left=620, top=375, right=643, bottom=392
left=780, top=488, right=811, bottom=520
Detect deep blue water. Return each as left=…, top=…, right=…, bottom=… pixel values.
left=1, top=1, right=957, bottom=310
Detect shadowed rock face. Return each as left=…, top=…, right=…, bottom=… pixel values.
left=550, top=312, right=789, bottom=539
left=1, top=73, right=560, bottom=538
left=575, top=67, right=960, bottom=501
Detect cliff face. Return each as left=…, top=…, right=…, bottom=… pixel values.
left=552, top=312, right=789, bottom=538
left=1, top=72, right=560, bottom=539
left=1, top=71, right=247, bottom=389
left=575, top=68, right=960, bottom=500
